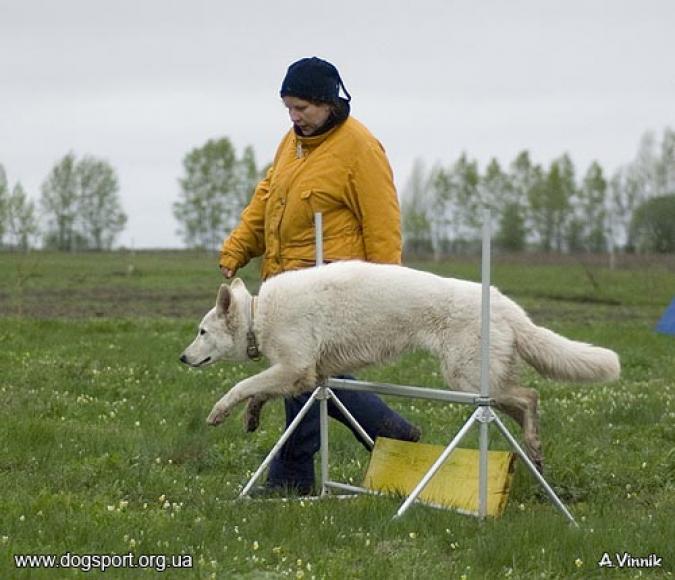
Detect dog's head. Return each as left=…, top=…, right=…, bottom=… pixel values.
left=179, top=278, right=251, bottom=368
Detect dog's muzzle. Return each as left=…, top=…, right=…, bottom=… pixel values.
left=179, top=354, right=212, bottom=367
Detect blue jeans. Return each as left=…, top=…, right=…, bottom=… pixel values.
left=267, top=377, right=420, bottom=491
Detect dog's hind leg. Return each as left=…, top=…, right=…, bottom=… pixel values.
left=207, top=364, right=317, bottom=426
left=493, top=386, right=543, bottom=472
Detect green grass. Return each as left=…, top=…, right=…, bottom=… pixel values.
left=0, top=251, right=673, bottom=578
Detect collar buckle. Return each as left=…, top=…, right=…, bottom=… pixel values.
left=246, top=330, right=261, bottom=361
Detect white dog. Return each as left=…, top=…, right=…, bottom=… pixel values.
left=180, top=261, right=620, bottom=470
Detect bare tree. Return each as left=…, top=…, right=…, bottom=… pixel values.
left=40, top=153, right=126, bottom=250
left=608, top=128, right=673, bottom=251
left=529, top=155, right=575, bottom=252
left=77, top=156, right=126, bottom=250
left=656, top=127, right=675, bottom=194
left=40, top=153, right=79, bottom=250
left=173, top=138, right=261, bottom=251
left=401, top=158, right=435, bottom=256
left=0, top=164, right=8, bottom=246
left=6, top=182, right=39, bottom=250
left=567, top=161, right=608, bottom=253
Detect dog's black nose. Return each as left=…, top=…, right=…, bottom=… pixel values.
left=179, top=354, right=189, bottom=364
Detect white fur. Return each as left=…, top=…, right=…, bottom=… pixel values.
left=180, top=261, right=620, bottom=468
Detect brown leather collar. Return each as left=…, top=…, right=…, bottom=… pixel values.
left=246, top=296, right=261, bottom=361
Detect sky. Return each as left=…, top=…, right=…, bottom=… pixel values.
left=1, top=0, right=674, bottom=248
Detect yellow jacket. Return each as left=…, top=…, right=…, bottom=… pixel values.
left=219, top=116, right=401, bottom=279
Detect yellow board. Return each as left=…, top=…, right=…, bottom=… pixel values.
left=363, top=438, right=516, bottom=517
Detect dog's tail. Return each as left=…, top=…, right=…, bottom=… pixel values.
left=510, top=307, right=620, bottom=383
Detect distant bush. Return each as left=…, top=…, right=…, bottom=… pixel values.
left=630, top=194, right=675, bottom=253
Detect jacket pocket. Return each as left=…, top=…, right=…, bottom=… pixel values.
left=300, top=189, right=320, bottom=226
left=300, top=188, right=344, bottom=220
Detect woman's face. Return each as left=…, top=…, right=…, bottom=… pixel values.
left=283, top=96, right=332, bottom=136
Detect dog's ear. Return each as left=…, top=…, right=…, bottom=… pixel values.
left=215, top=284, right=232, bottom=317
left=230, top=277, right=246, bottom=291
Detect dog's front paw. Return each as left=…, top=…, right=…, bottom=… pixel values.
left=206, top=405, right=231, bottom=426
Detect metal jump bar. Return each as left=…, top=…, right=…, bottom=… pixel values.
left=325, top=378, right=487, bottom=406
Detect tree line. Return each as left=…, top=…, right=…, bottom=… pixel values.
left=402, top=128, right=675, bottom=256
left=3, top=127, right=673, bottom=253
left=0, top=153, right=127, bottom=251
left=0, top=140, right=260, bottom=253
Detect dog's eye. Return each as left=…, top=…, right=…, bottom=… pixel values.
left=199, top=329, right=206, bottom=336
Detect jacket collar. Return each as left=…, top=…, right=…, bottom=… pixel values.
left=294, top=124, right=340, bottom=158
left=293, top=108, right=349, bottom=157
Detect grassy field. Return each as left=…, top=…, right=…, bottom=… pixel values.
left=0, top=251, right=673, bottom=578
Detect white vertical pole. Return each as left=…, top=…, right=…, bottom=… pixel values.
left=319, top=389, right=329, bottom=495
left=314, top=212, right=323, bottom=266
left=315, top=212, right=328, bottom=495
left=478, top=209, right=491, bottom=518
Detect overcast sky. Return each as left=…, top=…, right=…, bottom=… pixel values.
left=2, top=0, right=674, bottom=248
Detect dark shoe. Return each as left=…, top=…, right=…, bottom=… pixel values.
left=379, top=417, right=422, bottom=443
left=246, top=482, right=314, bottom=499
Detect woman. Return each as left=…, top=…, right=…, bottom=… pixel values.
left=220, top=57, right=419, bottom=494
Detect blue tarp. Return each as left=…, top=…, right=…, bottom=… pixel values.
left=656, top=298, right=675, bottom=335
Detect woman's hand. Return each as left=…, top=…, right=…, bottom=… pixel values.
left=220, top=266, right=234, bottom=279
